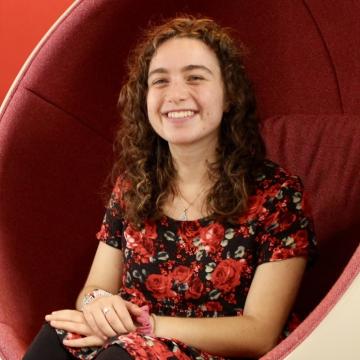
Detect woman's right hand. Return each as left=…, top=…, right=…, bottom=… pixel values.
left=81, top=294, right=143, bottom=339
left=45, top=310, right=107, bottom=347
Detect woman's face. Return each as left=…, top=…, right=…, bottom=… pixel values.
left=146, top=37, right=227, bottom=148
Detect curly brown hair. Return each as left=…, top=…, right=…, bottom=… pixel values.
left=111, top=15, right=266, bottom=226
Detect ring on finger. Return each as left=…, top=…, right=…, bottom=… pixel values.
left=102, top=307, right=111, bottom=315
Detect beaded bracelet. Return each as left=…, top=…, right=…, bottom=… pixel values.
left=81, top=288, right=112, bottom=309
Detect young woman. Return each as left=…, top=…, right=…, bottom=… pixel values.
left=24, top=16, right=316, bottom=360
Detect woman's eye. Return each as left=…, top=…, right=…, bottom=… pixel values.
left=187, top=75, right=204, bottom=82
left=151, top=78, right=168, bottom=86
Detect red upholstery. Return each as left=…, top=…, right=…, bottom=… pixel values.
left=262, top=114, right=360, bottom=316
left=0, top=1, right=359, bottom=359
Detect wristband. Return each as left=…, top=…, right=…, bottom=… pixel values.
left=82, top=288, right=112, bottom=308
left=135, top=305, right=156, bottom=336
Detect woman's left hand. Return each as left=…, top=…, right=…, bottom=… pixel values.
left=45, top=309, right=107, bottom=348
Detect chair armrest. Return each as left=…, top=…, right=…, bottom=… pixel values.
left=0, top=321, right=27, bottom=360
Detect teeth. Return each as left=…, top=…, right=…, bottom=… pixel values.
left=167, top=110, right=195, bottom=119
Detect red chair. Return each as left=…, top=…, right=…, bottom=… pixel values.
left=1, top=1, right=359, bottom=359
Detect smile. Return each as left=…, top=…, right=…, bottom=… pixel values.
left=167, top=110, right=196, bottom=119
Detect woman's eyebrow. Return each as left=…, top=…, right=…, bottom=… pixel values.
left=148, top=68, right=167, bottom=79
left=182, top=64, right=213, bottom=75
left=148, top=64, right=213, bottom=79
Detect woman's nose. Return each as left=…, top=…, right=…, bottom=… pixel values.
left=165, top=81, right=188, bottom=103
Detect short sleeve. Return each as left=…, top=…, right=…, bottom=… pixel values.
left=256, top=175, right=317, bottom=265
left=96, top=178, right=124, bottom=249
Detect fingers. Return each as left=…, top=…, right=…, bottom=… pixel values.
left=112, top=298, right=141, bottom=332
left=46, top=296, right=143, bottom=341
left=102, top=306, right=130, bottom=335
left=125, top=301, right=143, bottom=317
left=45, top=310, right=84, bottom=323
left=83, top=305, right=118, bottom=339
left=63, top=335, right=105, bottom=348
left=45, top=310, right=95, bottom=337
left=48, top=319, right=92, bottom=336
left=81, top=295, right=138, bottom=339
left=81, top=307, right=112, bottom=340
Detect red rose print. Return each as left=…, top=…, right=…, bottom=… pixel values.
left=142, top=237, right=155, bottom=255
left=266, top=184, right=283, bottom=198
left=125, top=224, right=155, bottom=262
left=96, top=224, right=108, bottom=241
left=185, top=277, right=204, bottom=299
left=242, top=185, right=282, bottom=222
left=125, top=224, right=142, bottom=244
left=145, top=274, right=176, bottom=300
left=278, top=212, right=297, bottom=231
left=112, top=177, right=133, bottom=210
left=271, top=247, right=293, bottom=261
left=151, top=341, right=171, bottom=358
left=238, top=225, right=250, bottom=237
left=178, top=221, right=200, bottom=243
left=262, top=209, right=279, bottom=229
left=224, top=292, right=237, bottom=304
left=122, top=287, right=147, bottom=306
left=204, top=301, right=223, bottom=312
left=211, top=259, right=245, bottom=292
left=171, top=350, right=192, bottom=360
left=172, top=266, right=193, bottom=283
left=293, top=229, right=309, bottom=250
left=150, top=339, right=190, bottom=360
left=144, top=221, right=158, bottom=239
left=199, top=223, right=225, bottom=252
left=245, top=193, right=265, bottom=219
left=271, top=229, right=309, bottom=261
left=118, top=333, right=151, bottom=360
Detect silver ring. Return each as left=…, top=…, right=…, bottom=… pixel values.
left=102, top=307, right=111, bottom=315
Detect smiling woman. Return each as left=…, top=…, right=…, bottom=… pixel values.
left=147, top=38, right=226, bottom=149
left=23, top=16, right=316, bottom=360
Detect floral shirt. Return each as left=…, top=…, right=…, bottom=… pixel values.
left=57, top=160, right=316, bottom=359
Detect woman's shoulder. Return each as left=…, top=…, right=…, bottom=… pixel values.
left=253, top=159, right=304, bottom=193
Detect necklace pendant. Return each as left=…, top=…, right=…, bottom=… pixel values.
left=181, top=209, right=188, bottom=221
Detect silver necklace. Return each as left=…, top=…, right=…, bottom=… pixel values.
left=177, top=186, right=207, bottom=221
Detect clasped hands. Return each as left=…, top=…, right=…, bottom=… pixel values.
left=45, top=295, right=147, bottom=348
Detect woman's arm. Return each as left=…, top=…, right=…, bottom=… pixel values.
left=75, top=241, right=124, bottom=310
left=76, top=241, right=142, bottom=337
left=154, top=256, right=307, bottom=358
left=47, top=241, right=142, bottom=344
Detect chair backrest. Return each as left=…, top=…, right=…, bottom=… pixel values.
left=1, top=0, right=359, bottom=349
left=262, top=114, right=360, bottom=316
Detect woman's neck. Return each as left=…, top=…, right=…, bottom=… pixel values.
left=169, top=141, right=217, bottom=187
left=162, top=141, right=218, bottom=221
